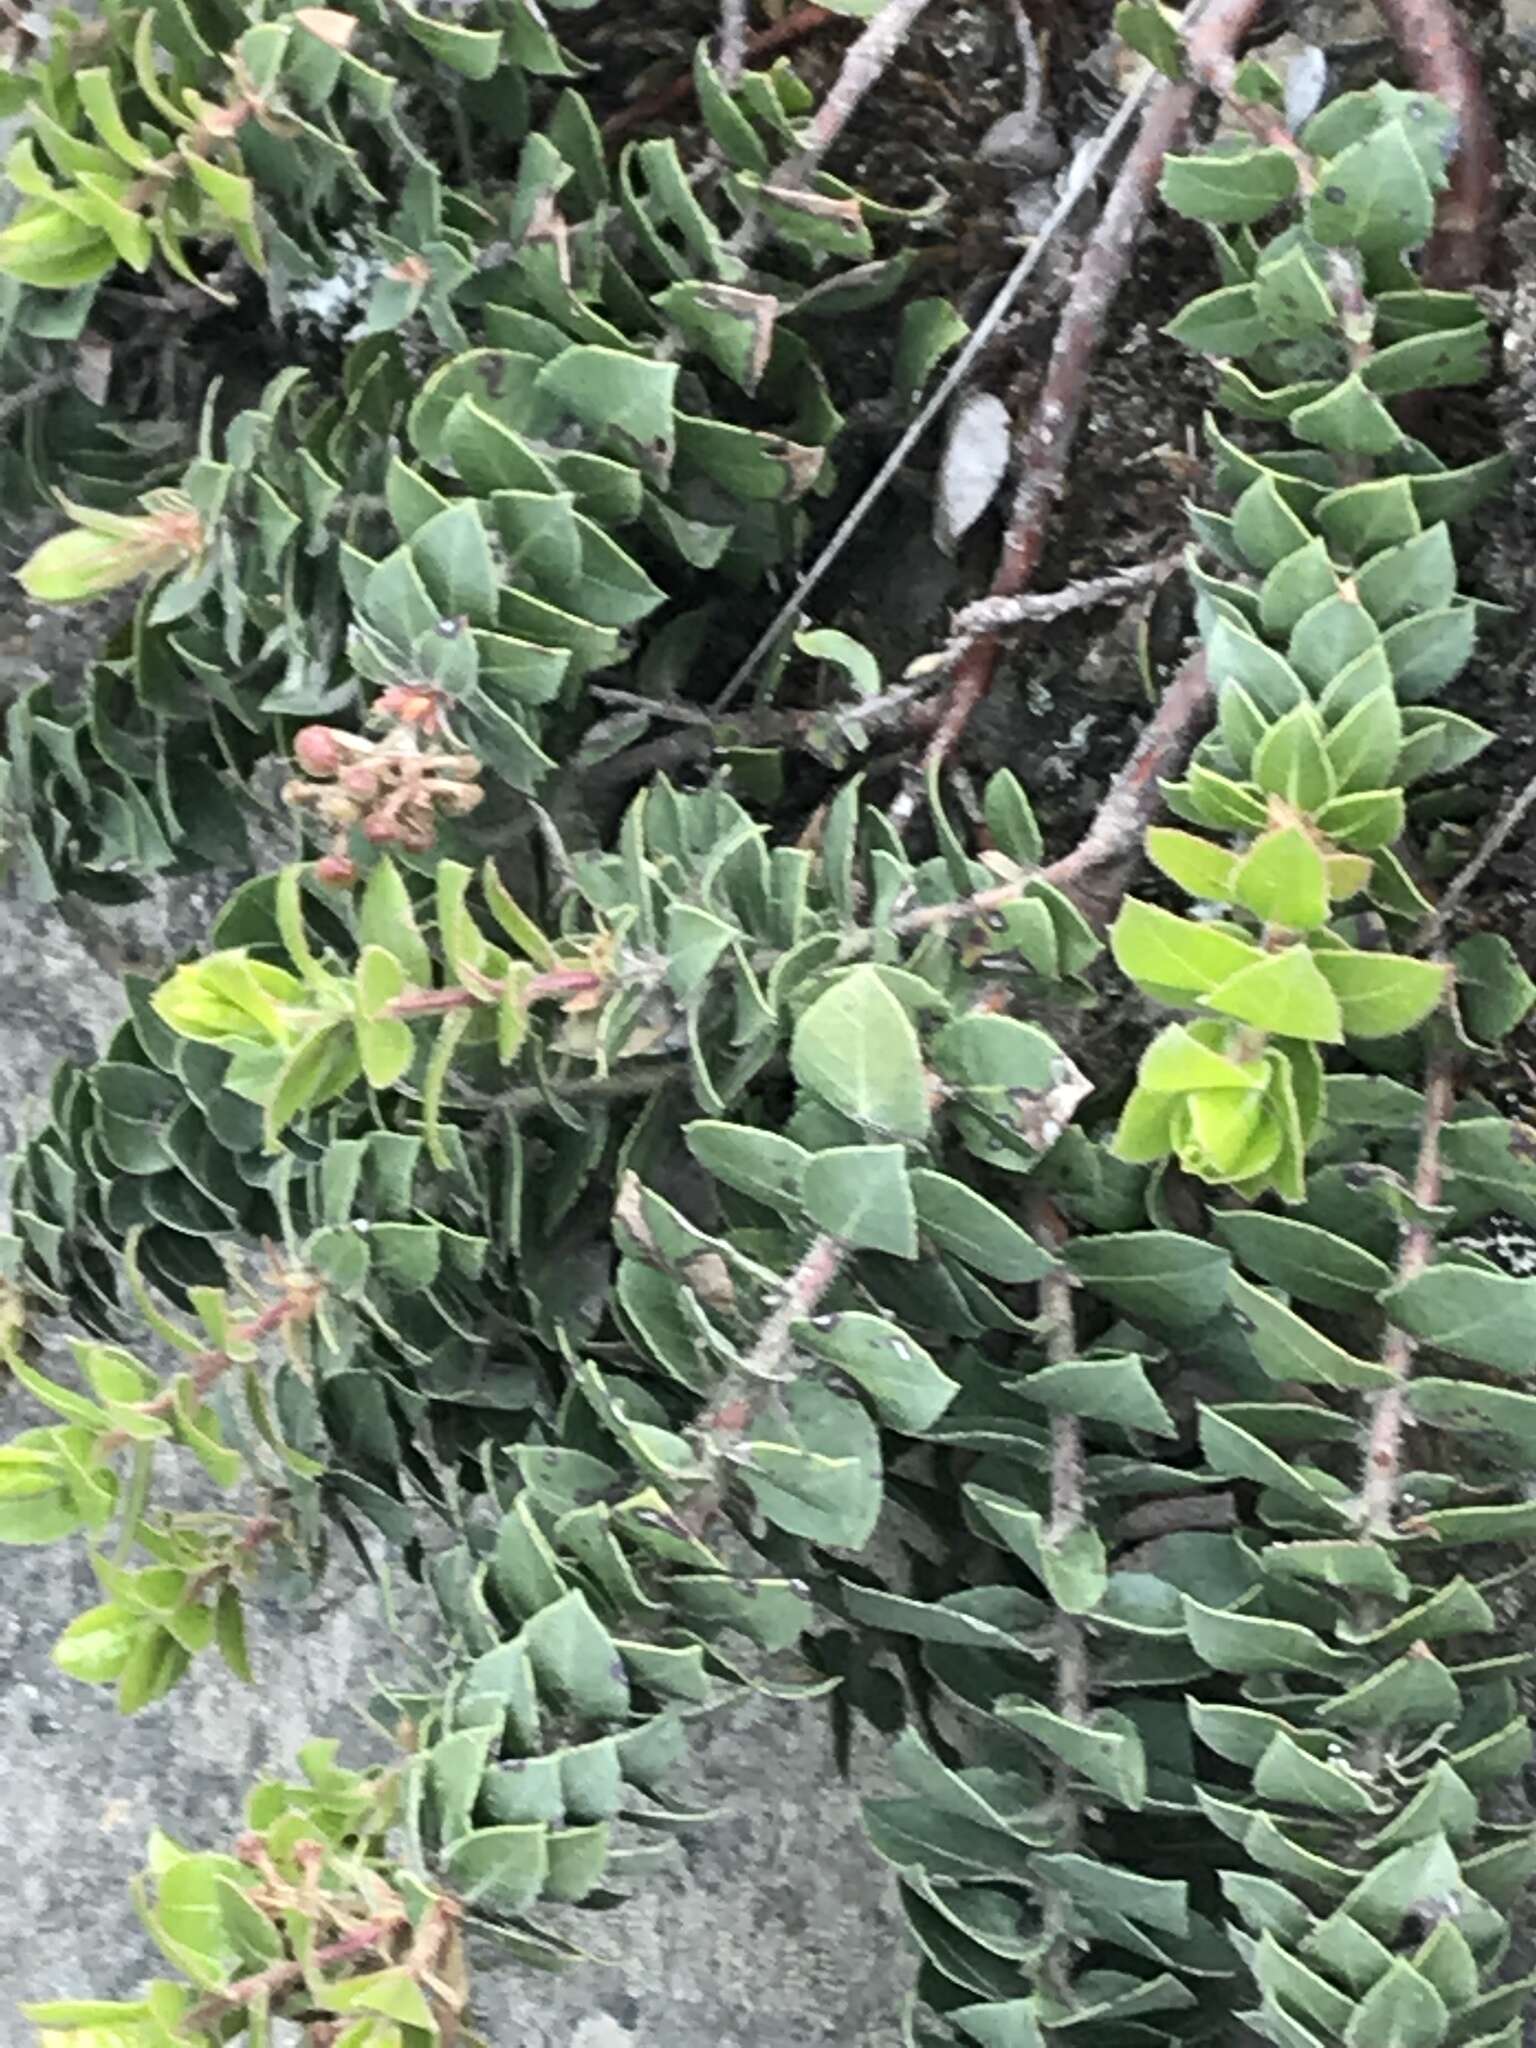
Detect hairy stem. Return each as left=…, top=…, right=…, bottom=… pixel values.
left=1359, top=1041, right=1454, bottom=1537
left=719, top=0, right=749, bottom=89
left=684, top=1232, right=847, bottom=1532
left=1418, top=763, right=1536, bottom=950
left=187, top=1912, right=410, bottom=2026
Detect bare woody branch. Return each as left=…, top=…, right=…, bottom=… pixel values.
left=779, top=0, right=936, bottom=186
left=719, top=0, right=750, bottom=90
left=919, top=75, right=1199, bottom=777
left=1040, top=648, right=1211, bottom=928
left=1359, top=1040, right=1454, bottom=1536
left=1418, top=761, right=1536, bottom=951
left=1375, top=0, right=1500, bottom=288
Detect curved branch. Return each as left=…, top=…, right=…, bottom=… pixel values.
left=1374, top=0, right=1499, bottom=288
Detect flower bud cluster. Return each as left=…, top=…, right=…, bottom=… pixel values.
left=283, top=688, right=483, bottom=886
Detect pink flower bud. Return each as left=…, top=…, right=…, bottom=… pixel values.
left=363, top=812, right=401, bottom=844
left=293, top=725, right=344, bottom=777
left=314, top=852, right=358, bottom=888
left=340, top=763, right=380, bottom=800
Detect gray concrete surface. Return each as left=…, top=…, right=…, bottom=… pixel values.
left=0, top=880, right=903, bottom=2047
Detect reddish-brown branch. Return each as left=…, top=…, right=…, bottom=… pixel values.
left=1375, top=0, right=1499, bottom=288
left=386, top=968, right=604, bottom=1018
left=100, top=1294, right=295, bottom=1452
left=920, top=75, right=1197, bottom=777
left=602, top=6, right=839, bottom=140
left=188, top=1913, right=410, bottom=2026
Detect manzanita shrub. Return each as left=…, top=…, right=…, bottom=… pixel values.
left=4, top=5, right=1536, bottom=2046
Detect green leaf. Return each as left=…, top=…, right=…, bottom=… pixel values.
left=1114, top=0, right=1186, bottom=80
left=1383, top=1266, right=1536, bottom=1373
left=1252, top=704, right=1335, bottom=811
left=1314, top=787, right=1406, bottom=851
left=443, top=1826, right=550, bottom=1915
left=658, top=280, right=778, bottom=393
left=1213, top=1213, right=1392, bottom=1311
left=803, top=1144, right=917, bottom=1257
left=1145, top=828, right=1238, bottom=902
left=1028, top=1853, right=1188, bottom=1938
left=1229, top=1274, right=1392, bottom=1389
left=1161, top=146, right=1299, bottom=224
left=1406, top=1377, right=1536, bottom=1454
left=666, top=904, right=738, bottom=1000
left=1138, top=1020, right=1266, bottom=1095
left=794, top=1310, right=958, bottom=1432
left=358, top=859, right=431, bottom=984
left=1183, top=1592, right=1351, bottom=1675
left=965, top=1486, right=1108, bottom=1613
left=686, top=1121, right=809, bottom=1214
left=999, top=1700, right=1147, bottom=1807
left=741, top=1379, right=881, bottom=1547
left=791, top=967, right=931, bottom=1141
left=1312, top=950, right=1448, bottom=1038
left=1454, top=934, right=1536, bottom=1045
left=794, top=627, right=879, bottom=698
left=480, top=859, right=556, bottom=969
left=1111, top=899, right=1260, bottom=998
left=1064, top=1232, right=1230, bottom=1331
left=983, top=769, right=1043, bottom=867
left=1317, top=476, right=1422, bottom=559
left=1255, top=242, right=1337, bottom=337
left=1382, top=606, right=1476, bottom=701
left=53, top=1602, right=139, bottom=1684
left=1325, top=686, right=1402, bottom=796
left=1203, top=947, right=1344, bottom=1043
left=1343, top=1960, right=1449, bottom=2048
left=909, top=1169, right=1056, bottom=1282
left=1232, top=476, right=1313, bottom=574
left=1231, top=825, right=1328, bottom=930
left=1309, top=120, right=1434, bottom=253
left=1290, top=373, right=1402, bottom=456
left=535, top=346, right=678, bottom=475
left=893, top=295, right=968, bottom=401
left=1165, top=283, right=1270, bottom=355
left=1021, top=1354, right=1175, bottom=1437
left=1260, top=537, right=1340, bottom=635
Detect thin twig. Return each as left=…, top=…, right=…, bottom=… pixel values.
left=711, top=65, right=1165, bottom=714
left=1039, top=649, right=1211, bottom=927
left=1008, top=0, right=1045, bottom=141
left=724, top=0, right=936, bottom=266
left=1417, top=762, right=1536, bottom=952
left=1359, top=1039, right=1454, bottom=1537
left=930, top=555, right=1182, bottom=669
left=0, top=368, right=75, bottom=432
left=1030, top=1191, right=1087, bottom=2001
left=602, top=5, right=836, bottom=140
left=1374, top=0, right=1499, bottom=288
left=779, top=0, right=936, bottom=186
left=920, top=76, right=1197, bottom=776
left=719, top=0, right=750, bottom=90
left=187, top=1914, right=410, bottom=2027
